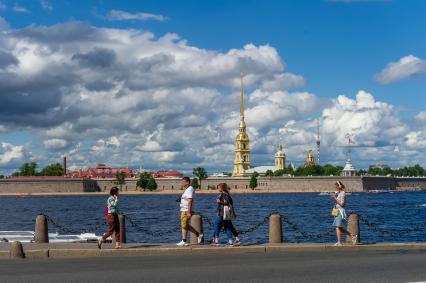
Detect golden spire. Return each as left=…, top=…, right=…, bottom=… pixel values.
left=278, top=144, right=283, bottom=151
left=240, top=72, right=245, bottom=121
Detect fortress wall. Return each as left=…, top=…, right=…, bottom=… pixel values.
left=202, top=177, right=364, bottom=192
left=1, top=176, right=424, bottom=194
left=264, top=177, right=363, bottom=192
left=0, top=178, right=99, bottom=193
left=96, top=179, right=138, bottom=192
left=361, top=177, right=397, bottom=191
left=394, top=177, right=426, bottom=189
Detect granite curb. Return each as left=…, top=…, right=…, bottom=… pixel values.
left=1, top=243, right=426, bottom=259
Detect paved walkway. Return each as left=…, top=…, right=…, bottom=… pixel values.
left=1, top=249, right=426, bottom=282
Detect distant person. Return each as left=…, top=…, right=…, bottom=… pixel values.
left=331, top=181, right=357, bottom=246
left=176, top=176, right=203, bottom=246
left=97, top=187, right=121, bottom=249
left=212, top=183, right=240, bottom=246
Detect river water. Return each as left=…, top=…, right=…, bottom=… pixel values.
left=1, top=191, right=425, bottom=244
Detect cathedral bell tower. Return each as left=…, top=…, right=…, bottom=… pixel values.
left=274, top=144, right=286, bottom=170
left=232, top=73, right=251, bottom=177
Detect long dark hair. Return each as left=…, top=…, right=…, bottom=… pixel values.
left=335, top=181, right=345, bottom=190
left=217, top=183, right=230, bottom=194
left=110, top=187, right=119, bottom=196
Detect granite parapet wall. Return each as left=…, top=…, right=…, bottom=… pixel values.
left=1, top=176, right=424, bottom=194
left=202, top=176, right=364, bottom=192
left=0, top=178, right=99, bottom=193
left=394, top=177, right=426, bottom=189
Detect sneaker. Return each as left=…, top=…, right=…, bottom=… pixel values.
left=115, top=242, right=121, bottom=249
left=176, top=240, right=189, bottom=247
left=226, top=240, right=234, bottom=246
left=351, top=234, right=358, bottom=245
left=233, top=238, right=241, bottom=246
left=197, top=233, right=204, bottom=244
left=97, top=238, right=102, bottom=249
left=333, top=242, right=343, bottom=246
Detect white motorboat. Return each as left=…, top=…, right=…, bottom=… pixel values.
left=318, top=192, right=334, bottom=195
left=0, top=231, right=102, bottom=243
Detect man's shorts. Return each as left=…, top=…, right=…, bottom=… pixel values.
left=180, top=211, right=189, bottom=229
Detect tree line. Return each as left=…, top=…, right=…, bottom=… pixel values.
left=11, top=162, right=64, bottom=177
left=263, top=164, right=425, bottom=177
left=359, top=164, right=425, bottom=177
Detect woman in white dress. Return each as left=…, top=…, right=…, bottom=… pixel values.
left=331, top=181, right=358, bottom=246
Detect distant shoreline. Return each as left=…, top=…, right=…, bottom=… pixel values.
left=1, top=189, right=328, bottom=196
left=0, top=188, right=423, bottom=196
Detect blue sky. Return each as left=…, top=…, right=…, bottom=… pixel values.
left=0, top=0, right=425, bottom=174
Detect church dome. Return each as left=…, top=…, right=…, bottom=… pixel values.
left=236, top=132, right=249, bottom=141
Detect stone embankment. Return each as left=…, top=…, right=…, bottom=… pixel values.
left=3, top=242, right=426, bottom=259
left=0, top=176, right=425, bottom=194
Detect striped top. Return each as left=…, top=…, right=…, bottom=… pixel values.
left=107, top=196, right=118, bottom=214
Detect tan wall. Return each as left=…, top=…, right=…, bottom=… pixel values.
left=361, top=177, right=397, bottom=190
left=205, top=176, right=364, bottom=192
left=1, top=176, right=424, bottom=194
left=0, top=178, right=99, bottom=193
left=395, top=177, right=426, bottom=189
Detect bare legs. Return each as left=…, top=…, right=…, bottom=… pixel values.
left=335, top=227, right=351, bottom=244
left=182, top=224, right=199, bottom=240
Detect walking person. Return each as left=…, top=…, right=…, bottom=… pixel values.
left=176, top=176, right=203, bottom=246
left=97, top=187, right=121, bottom=249
left=212, top=183, right=240, bottom=246
left=331, top=181, right=357, bottom=246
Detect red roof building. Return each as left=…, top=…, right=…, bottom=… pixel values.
left=153, top=170, right=183, bottom=178
left=69, top=164, right=135, bottom=179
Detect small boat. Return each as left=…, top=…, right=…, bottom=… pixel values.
left=0, top=231, right=103, bottom=243
left=367, top=189, right=391, bottom=193
left=319, top=192, right=335, bottom=196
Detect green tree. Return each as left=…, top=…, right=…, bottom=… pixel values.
left=19, top=162, right=38, bottom=176
left=273, top=169, right=285, bottom=176
left=114, top=171, right=126, bottom=191
left=0, top=175, right=4, bottom=179
left=136, top=172, right=151, bottom=190
left=193, top=167, right=208, bottom=190
left=249, top=172, right=258, bottom=190
left=286, top=164, right=294, bottom=175
left=40, top=163, right=64, bottom=176
left=146, top=177, right=158, bottom=191
left=191, top=178, right=199, bottom=189
left=265, top=170, right=274, bottom=177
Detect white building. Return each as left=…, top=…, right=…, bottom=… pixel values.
left=341, top=158, right=357, bottom=177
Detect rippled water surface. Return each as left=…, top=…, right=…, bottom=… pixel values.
left=1, top=191, right=425, bottom=244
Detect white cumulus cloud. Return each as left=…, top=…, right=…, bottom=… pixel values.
left=415, top=111, right=426, bottom=122
left=43, top=139, right=68, bottom=150
left=107, top=9, right=167, bottom=22
left=0, top=142, right=24, bottom=165
left=13, top=4, right=30, bottom=13
left=375, top=55, right=426, bottom=84
left=0, top=21, right=424, bottom=173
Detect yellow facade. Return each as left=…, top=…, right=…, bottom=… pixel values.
left=274, top=144, right=286, bottom=170
left=232, top=73, right=251, bottom=177
left=305, top=149, right=315, bottom=167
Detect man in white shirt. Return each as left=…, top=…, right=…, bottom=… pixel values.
left=177, top=176, right=203, bottom=246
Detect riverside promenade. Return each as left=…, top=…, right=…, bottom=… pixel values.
left=2, top=241, right=426, bottom=259
left=1, top=243, right=426, bottom=283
